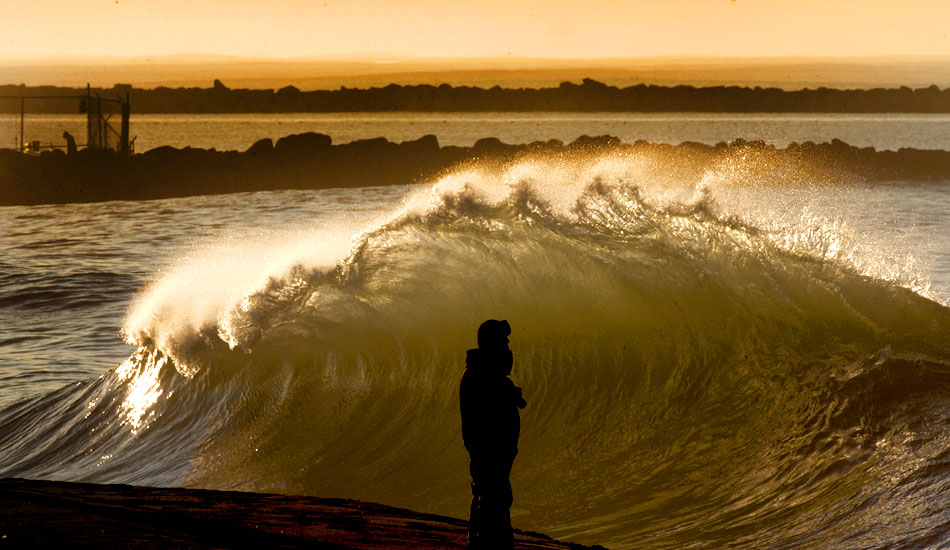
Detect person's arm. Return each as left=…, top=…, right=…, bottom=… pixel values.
left=512, top=384, right=527, bottom=409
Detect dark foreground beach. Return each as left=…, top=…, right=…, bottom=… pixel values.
left=0, top=478, right=602, bottom=549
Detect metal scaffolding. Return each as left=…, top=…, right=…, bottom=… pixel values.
left=1, top=83, right=131, bottom=155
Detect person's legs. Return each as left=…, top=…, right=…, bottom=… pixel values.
left=471, top=460, right=514, bottom=549
left=468, top=479, right=482, bottom=549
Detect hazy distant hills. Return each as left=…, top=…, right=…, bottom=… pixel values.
left=4, top=78, right=950, bottom=114
left=2, top=55, right=950, bottom=90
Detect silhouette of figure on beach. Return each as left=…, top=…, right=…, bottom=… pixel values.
left=62, top=131, right=77, bottom=156
left=460, top=319, right=527, bottom=550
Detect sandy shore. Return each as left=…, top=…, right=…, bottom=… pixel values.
left=0, top=478, right=603, bottom=549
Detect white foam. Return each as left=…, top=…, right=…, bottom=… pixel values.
left=123, top=224, right=366, bottom=360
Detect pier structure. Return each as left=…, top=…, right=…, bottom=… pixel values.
left=1, top=83, right=131, bottom=155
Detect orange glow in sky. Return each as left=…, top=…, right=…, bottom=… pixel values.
left=2, top=0, right=949, bottom=59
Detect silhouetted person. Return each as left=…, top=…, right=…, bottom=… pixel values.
left=62, top=131, right=77, bottom=156
left=460, top=319, right=527, bottom=550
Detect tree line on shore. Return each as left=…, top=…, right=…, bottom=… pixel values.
left=3, top=79, right=950, bottom=114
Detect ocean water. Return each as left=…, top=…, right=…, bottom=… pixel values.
left=3, top=112, right=950, bottom=152
left=2, top=147, right=950, bottom=548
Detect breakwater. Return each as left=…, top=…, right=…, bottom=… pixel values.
left=3, top=134, right=950, bottom=206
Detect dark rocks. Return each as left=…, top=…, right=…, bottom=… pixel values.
left=473, top=137, right=513, bottom=156
left=274, top=132, right=332, bottom=156
left=246, top=138, right=273, bottom=155
left=400, top=134, right=440, bottom=156
left=344, top=137, right=392, bottom=153
left=0, top=478, right=599, bottom=550
left=3, top=134, right=950, bottom=207
left=142, top=145, right=181, bottom=163
left=39, top=149, right=66, bottom=161
left=570, top=135, right=622, bottom=150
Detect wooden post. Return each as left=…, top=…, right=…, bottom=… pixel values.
left=19, top=96, right=24, bottom=153
left=120, top=92, right=130, bottom=157
left=97, top=96, right=103, bottom=149
left=86, top=84, right=93, bottom=150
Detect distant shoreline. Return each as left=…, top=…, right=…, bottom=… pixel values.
left=4, top=54, right=950, bottom=91
left=3, top=133, right=950, bottom=208
left=4, top=79, right=950, bottom=115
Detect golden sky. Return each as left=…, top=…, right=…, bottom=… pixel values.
left=3, top=0, right=949, bottom=59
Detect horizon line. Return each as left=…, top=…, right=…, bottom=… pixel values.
left=4, top=53, right=950, bottom=64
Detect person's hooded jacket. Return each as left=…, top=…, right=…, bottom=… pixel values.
left=460, top=347, right=527, bottom=464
